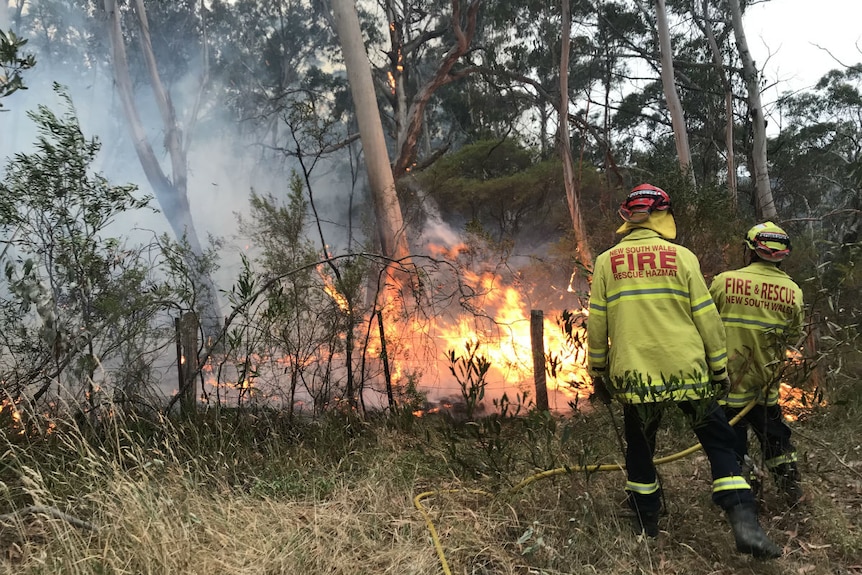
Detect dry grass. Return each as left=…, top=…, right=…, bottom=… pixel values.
left=0, top=388, right=860, bottom=575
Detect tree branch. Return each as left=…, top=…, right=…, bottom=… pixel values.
left=0, top=505, right=97, bottom=531
left=391, top=0, right=482, bottom=178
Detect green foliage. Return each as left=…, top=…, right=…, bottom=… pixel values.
left=418, top=139, right=569, bottom=243
left=207, top=0, right=339, bottom=126
left=440, top=415, right=514, bottom=479
left=772, top=66, right=862, bottom=220
left=493, top=390, right=531, bottom=419
left=770, top=66, right=862, bottom=394
left=229, top=170, right=379, bottom=415
left=0, top=29, right=36, bottom=108
left=437, top=397, right=585, bottom=484
left=554, top=309, right=590, bottom=399
left=0, top=86, right=170, bottom=406
left=152, top=232, right=222, bottom=322
left=247, top=469, right=338, bottom=499
left=520, top=409, right=564, bottom=470
left=447, top=340, right=491, bottom=422
left=558, top=309, right=587, bottom=351
left=244, top=173, right=317, bottom=275
left=227, top=175, right=324, bottom=413
left=393, top=371, right=427, bottom=412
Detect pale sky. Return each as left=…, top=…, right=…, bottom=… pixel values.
left=745, top=0, right=862, bottom=96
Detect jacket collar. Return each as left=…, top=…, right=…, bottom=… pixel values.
left=619, top=228, right=665, bottom=242
left=616, top=210, right=677, bottom=239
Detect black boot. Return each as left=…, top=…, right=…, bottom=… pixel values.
left=632, top=509, right=659, bottom=538
left=772, top=462, right=802, bottom=505
left=627, top=494, right=661, bottom=538
left=726, top=503, right=782, bottom=559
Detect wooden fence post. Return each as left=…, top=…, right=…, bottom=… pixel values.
left=178, top=312, right=200, bottom=418
left=377, top=310, right=395, bottom=409
left=531, top=310, right=549, bottom=411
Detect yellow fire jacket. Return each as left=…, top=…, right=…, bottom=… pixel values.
left=709, top=262, right=804, bottom=407
left=587, top=229, right=728, bottom=403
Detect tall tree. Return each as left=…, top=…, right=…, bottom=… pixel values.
left=654, top=0, right=695, bottom=185
left=772, top=66, right=862, bottom=222
left=102, top=0, right=222, bottom=340
left=693, top=0, right=737, bottom=205
left=727, top=0, right=776, bottom=218
left=0, top=90, right=160, bottom=405
left=0, top=29, right=35, bottom=107
left=330, top=0, right=410, bottom=263
left=558, top=0, right=592, bottom=274
left=385, top=0, right=482, bottom=179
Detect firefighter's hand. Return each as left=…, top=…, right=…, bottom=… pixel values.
left=590, top=375, right=613, bottom=405
left=711, top=371, right=731, bottom=399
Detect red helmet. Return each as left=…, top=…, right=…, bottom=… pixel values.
left=618, top=184, right=671, bottom=224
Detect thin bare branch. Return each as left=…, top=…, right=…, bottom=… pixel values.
left=0, top=505, right=97, bottom=531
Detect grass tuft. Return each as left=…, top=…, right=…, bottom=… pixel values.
left=0, top=383, right=860, bottom=574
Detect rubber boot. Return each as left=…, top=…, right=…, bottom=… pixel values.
left=632, top=510, right=659, bottom=538
left=726, top=503, right=782, bottom=559
left=627, top=494, right=661, bottom=538
left=772, top=462, right=802, bottom=505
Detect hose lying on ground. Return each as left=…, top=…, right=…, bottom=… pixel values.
left=414, top=397, right=759, bottom=575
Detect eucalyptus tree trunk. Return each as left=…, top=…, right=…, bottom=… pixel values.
left=330, top=0, right=410, bottom=263
left=559, top=0, right=593, bottom=278
left=103, top=0, right=222, bottom=344
left=655, top=0, right=696, bottom=187
left=698, top=0, right=737, bottom=207
left=727, top=0, right=776, bottom=219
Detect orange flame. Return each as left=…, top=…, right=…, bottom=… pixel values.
left=371, top=265, right=590, bottom=413
left=318, top=266, right=351, bottom=313
left=0, top=398, right=57, bottom=436
left=183, top=247, right=590, bottom=413
left=777, top=348, right=823, bottom=421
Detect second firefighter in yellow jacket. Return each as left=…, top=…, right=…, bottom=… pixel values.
left=709, top=221, right=805, bottom=504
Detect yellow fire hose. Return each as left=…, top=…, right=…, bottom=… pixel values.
left=413, top=397, right=759, bottom=575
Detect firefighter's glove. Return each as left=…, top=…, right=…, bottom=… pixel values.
left=711, top=370, right=731, bottom=399
left=590, top=375, right=613, bottom=405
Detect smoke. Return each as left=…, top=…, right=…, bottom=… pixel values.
left=0, top=5, right=360, bottom=302
left=412, top=187, right=463, bottom=253
left=0, top=2, right=373, bottom=407
left=1, top=2, right=583, bottom=414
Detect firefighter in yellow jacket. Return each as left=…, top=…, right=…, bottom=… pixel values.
left=709, top=222, right=805, bottom=504
left=588, top=184, right=781, bottom=558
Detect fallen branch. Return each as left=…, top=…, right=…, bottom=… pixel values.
left=0, top=505, right=97, bottom=531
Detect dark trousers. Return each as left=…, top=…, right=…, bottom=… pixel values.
left=624, top=400, right=754, bottom=515
left=722, top=403, right=796, bottom=467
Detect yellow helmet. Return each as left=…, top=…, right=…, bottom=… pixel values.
left=745, top=221, right=791, bottom=262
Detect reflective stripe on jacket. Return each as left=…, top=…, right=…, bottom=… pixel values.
left=587, top=229, right=727, bottom=403
left=709, top=262, right=804, bottom=407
